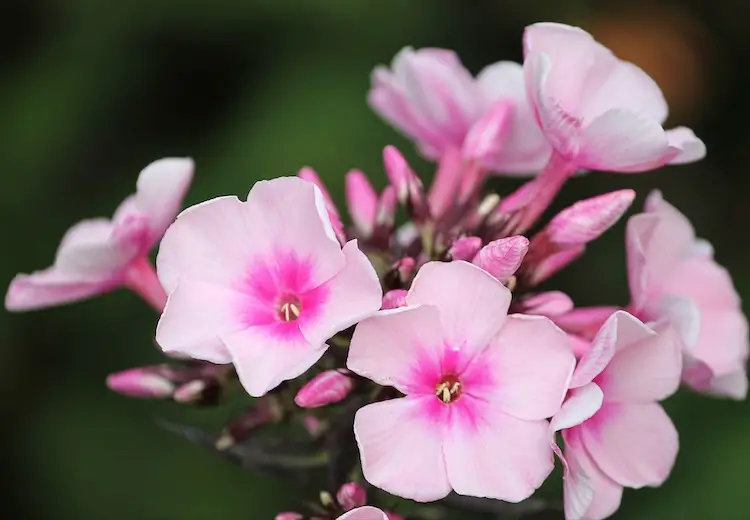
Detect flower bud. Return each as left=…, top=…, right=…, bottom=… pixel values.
left=275, top=513, right=303, bottom=520
left=294, top=370, right=353, bottom=408
left=383, top=146, right=429, bottom=221
left=302, top=414, right=327, bottom=438
left=345, top=169, right=378, bottom=238
left=384, top=512, right=405, bottom=520
left=545, top=190, right=635, bottom=246
left=395, top=257, right=415, bottom=283
left=527, top=245, right=585, bottom=285
left=448, top=236, right=482, bottom=261
left=298, top=167, right=346, bottom=244
left=382, top=289, right=408, bottom=310
left=173, top=378, right=221, bottom=406
left=473, top=235, right=529, bottom=281
left=336, top=482, right=367, bottom=511
left=376, top=186, right=397, bottom=229
left=106, top=366, right=175, bottom=398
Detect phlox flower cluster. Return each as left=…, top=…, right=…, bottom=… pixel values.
left=7, top=23, right=745, bottom=520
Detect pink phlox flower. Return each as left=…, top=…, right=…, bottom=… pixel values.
left=523, top=22, right=705, bottom=174
left=155, top=176, right=382, bottom=397
left=337, top=506, right=389, bottom=520
left=551, top=311, right=682, bottom=520
left=5, top=158, right=193, bottom=311
left=627, top=190, right=749, bottom=399
left=369, top=47, right=552, bottom=175
left=348, top=260, right=575, bottom=502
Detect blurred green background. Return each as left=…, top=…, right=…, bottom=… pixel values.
left=2, top=1, right=750, bottom=519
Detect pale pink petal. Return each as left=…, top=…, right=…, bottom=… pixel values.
left=580, top=62, right=668, bottom=123
left=625, top=213, right=660, bottom=311
left=523, top=23, right=618, bottom=114
left=579, top=110, right=672, bottom=172
left=570, top=311, right=629, bottom=388
left=55, top=219, right=132, bottom=279
left=564, top=430, right=623, bottom=520
left=448, top=236, right=483, bottom=262
left=348, top=305, right=444, bottom=393
left=5, top=271, right=114, bottom=311
left=527, top=245, right=585, bottom=286
left=659, top=295, right=701, bottom=349
left=521, top=291, right=574, bottom=317
left=479, top=314, right=574, bottom=420
left=476, top=61, right=552, bottom=174
left=581, top=402, right=678, bottom=488
left=553, top=306, right=617, bottom=341
left=406, top=261, right=511, bottom=349
left=551, top=383, right=604, bottom=435
left=243, top=177, right=345, bottom=285
left=337, top=506, right=388, bottom=520
left=444, top=402, right=553, bottom=502
left=706, top=369, right=748, bottom=400
left=155, top=279, right=245, bottom=364
left=345, top=169, right=378, bottom=237
left=225, top=325, right=326, bottom=397
left=156, top=196, right=259, bottom=294
left=298, top=240, right=382, bottom=348
left=354, top=397, right=452, bottom=502
left=665, top=127, right=706, bottom=165
left=132, top=157, right=194, bottom=242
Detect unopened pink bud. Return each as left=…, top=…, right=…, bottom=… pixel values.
left=473, top=235, right=529, bottom=281
left=546, top=189, right=635, bottom=246
left=275, top=512, right=303, bottom=520
left=382, top=289, right=408, bottom=310
left=173, top=379, right=208, bottom=403
left=302, top=414, right=326, bottom=437
left=294, top=370, right=353, bottom=408
left=336, top=482, right=367, bottom=511
left=395, top=257, right=415, bottom=283
left=384, top=512, right=405, bottom=520
left=345, top=169, right=378, bottom=237
left=106, top=367, right=174, bottom=398
left=462, top=100, right=512, bottom=163
left=376, top=186, right=397, bottom=228
left=449, top=236, right=482, bottom=261
left=298, top=166, right=346, bottom=243
left=383, top=145, right=416, bottom=203
left=520, top=291, right=574, bottom=317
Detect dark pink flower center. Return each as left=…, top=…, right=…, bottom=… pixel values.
left=435, top=374, right=462, bottom=404
left=277, top=295, right=302, bottom=322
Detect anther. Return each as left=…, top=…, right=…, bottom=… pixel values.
left=435, top=376, right=462, bottom=404
left=278, top=299, right=301, bottom=322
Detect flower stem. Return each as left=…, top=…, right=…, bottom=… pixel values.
left=123, top=256, right=168, bottom=311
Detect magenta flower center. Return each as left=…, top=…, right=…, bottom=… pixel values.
left=435, top=374, right=462, bottom=404
left=277, top=295, right=302, bottom=322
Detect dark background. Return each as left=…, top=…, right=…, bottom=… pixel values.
left=2, top=1, right=750, bottom=519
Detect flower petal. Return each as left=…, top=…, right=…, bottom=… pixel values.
left=551, top=383, right=604, bottom=434
left=354, top=397, right=452, bottom=502
left=156, top=196, right=258, bottom=294
left=155, top=279, right=245, bottom=364
left=348, top=305, right=444, bottom=394
left=579, top=109, right=671, bottom=172
left=298, top=240, right=382, bottom=348
left=406, top=261, right=511, bottom=352
left=5, top=271, right=113, bottom=311
left=225, top=324, right=326, bottom=397
left=581, top=402, right=678, bottom=488
left=481, top=314, right=575, bottom=420
left=564, top=429, right=623, bottom=520
left=443, top=402, right=553, bottom=502
left=600, top=319, right=682, bottom=403
left=337, top=506, right=388, bottom=520
left=132, top=157, right=194, bottom=243
left=665, top=126, right=706, bottom=165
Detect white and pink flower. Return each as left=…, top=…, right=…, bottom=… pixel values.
left=348, top=260, right=575, bottom=502
left=155, top=176, right=382, bottom=397
left=627, top=191, right=748, bottom=399
left=553, top=311, right=682, bottom=520
left=5, top=158, right=193, bottom=312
